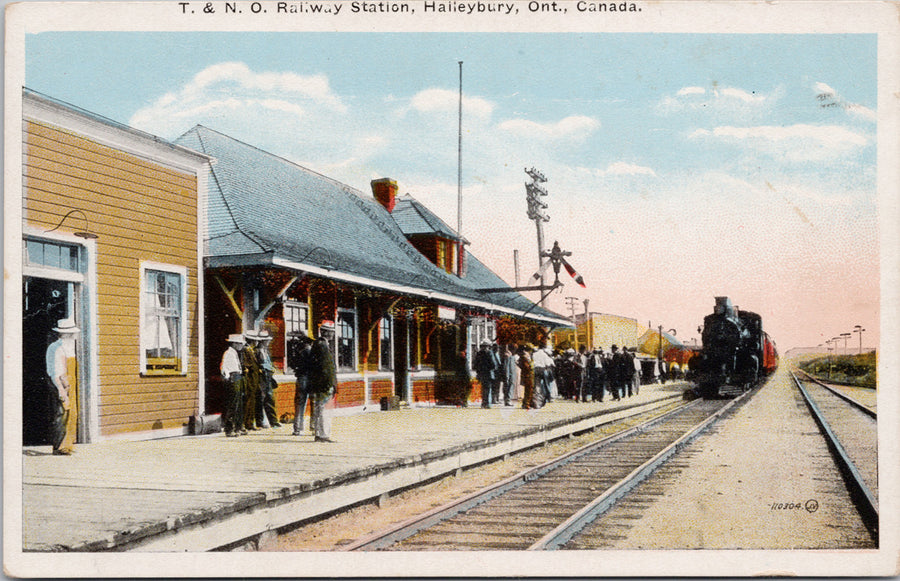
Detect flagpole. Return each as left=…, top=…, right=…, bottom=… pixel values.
left=457, top=60, right=463, bottom=277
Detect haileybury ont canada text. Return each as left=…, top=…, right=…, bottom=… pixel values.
left=178, top=1, right=642, bottom=16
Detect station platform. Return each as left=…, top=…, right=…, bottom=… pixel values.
left=19, top=383, right=687, bottom=553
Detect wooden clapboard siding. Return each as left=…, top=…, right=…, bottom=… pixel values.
left=23, top=164, right=197, bottom=229
left=26, top=193, right=196, bottom=245
left=23, top=119, right=201, bottom=439
left=97, top=376, right=199, bottom=393
left=25, top=122, right=196, bottom=190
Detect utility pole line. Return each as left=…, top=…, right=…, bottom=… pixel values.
left=525, top=167, right=549, bottom=305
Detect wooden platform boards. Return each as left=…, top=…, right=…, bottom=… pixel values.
left=19, top=384, right=687, bottom=552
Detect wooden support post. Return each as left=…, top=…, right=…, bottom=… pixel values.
left=214, top=275, right=243, bottom=320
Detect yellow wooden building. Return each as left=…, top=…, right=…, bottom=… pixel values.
left=552, top=312, right=643, bottom=352
left=21, top=90, right=210, bottom=443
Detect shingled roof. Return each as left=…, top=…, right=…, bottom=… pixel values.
left=176, top=126, right=569, bottom=326
left=391, top=194, right=468, bottom=243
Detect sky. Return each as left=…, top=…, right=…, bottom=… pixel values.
left=24, top=31, right=879, bottom=352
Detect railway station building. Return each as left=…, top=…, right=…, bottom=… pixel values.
left=20, top=91, right=570, bottom=444
left=174, top=126, right=570, bottom=420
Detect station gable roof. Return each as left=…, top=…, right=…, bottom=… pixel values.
left=176, top=126, right=569, bottom=326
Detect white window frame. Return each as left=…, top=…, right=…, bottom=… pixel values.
left=139, top=261, right=188, bottom=376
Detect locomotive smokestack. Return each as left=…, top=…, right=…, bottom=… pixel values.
left=714, top=296, right=734, bottom=317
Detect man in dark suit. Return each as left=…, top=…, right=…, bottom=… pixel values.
left=473, top=341, right=498, bottom=409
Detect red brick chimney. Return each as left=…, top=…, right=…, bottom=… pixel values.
left=371, top=178, right=398, bottom=213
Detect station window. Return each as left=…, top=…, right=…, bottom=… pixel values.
left=467, top=317, right=496, bottom=368
left=141, top=264, right=187, bottom=375
left=379, top=317, right=393, bottom=370
left=337, top=309, right=357, bottom=372
left=283, top=301, right=308, bottom=373
left=25, top=238, right=80, bottom=272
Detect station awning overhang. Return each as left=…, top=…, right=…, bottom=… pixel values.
left=205, top=252, right=572, bottom=328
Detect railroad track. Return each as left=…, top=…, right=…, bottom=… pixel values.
left=790, top=369, right=878, bottom=540
left=341, top=389, right=754, bottom=551
left=794, top=369, right=876, bottom=416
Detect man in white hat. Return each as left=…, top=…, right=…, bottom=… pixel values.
left=308, top=321, right=337, bottom=442
left=220, top=333, right=246, bottom=437
left=46, top=319, right=80, bottom=455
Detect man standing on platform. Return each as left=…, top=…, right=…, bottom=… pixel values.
left=500, top=344, right=516, bottom=406
left=531, top=343, right=555, bottom=408
left=518, top=344, right=536, bottom=410
left=490, top=343, right=503, bottom=405
left=474, top=341, right=498, bottom=409
left=220, top=333, right=245, bottom=437
left=308, top=321, right=337, bottom=442
left=46, top=319, right=80, bottom=455
left=242, top=331, right=262, bottom=431
left=454, top=349, right=472, bottom=407
left=630, top=348, right=642, bottom=396
left=256, top=329, right=280, bottom=429
left=610, top=345, right=624, bottom=400
left=287, top=330, right=314, bottom=435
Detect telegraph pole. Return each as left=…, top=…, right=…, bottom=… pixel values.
left=525, top=167, right=549, bottom=305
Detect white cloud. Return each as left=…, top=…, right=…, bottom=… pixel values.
left=689, top=123, right=870, bottom=162
left=719, top=87, right=765, bottom=103
left=498, top=115, right=600, bottom=140
left=677, top=86, right=706, bottom=96
left=604, top=161, right=656, bottom=176
left=659, top=84, right=773, bottom=115
left=184, top=62, right=345, bottom=111
left=574, top=162, right=657, bottom=178
left=129, top=61, right=345, bottom=136
left=409, top=88, right=494, bottom=119
left=813, top=81, right=876, bottom=123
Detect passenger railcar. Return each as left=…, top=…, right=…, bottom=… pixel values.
left=693, top=296, right=778, bottom=398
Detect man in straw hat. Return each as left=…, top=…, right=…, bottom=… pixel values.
left=220, top=333, right=246, bottom=437
left=46, top=319, right=80, bottom=455
left=308, top=320, right=337, bottom=442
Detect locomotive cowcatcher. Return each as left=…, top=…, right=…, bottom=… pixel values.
left=693, top=296, right=778, bottom=398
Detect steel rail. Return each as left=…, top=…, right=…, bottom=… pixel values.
left=340, top=398, right=695, bottom=551
left=528, top=386, right=755, bottom=550
left=790, top=370, right=879, bottom=541
left=793, top=368, right=876, bottom=418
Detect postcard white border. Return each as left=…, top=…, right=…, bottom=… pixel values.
left=4, top=1, right=899, bottom=577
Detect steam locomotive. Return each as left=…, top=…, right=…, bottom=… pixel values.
left=693, top=296, right=778, bottom=398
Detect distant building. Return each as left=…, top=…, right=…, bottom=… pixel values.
left=553, top=312, right=642, bottom=352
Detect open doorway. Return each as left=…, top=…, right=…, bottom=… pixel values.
left=23, top=277, right=73, bottom=445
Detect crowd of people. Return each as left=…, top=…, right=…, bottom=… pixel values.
left=219, top=328, right=677, bottom=443
left=220, top=321, right=338, bottom=442
left=459, top=340, right=674, bottom=410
